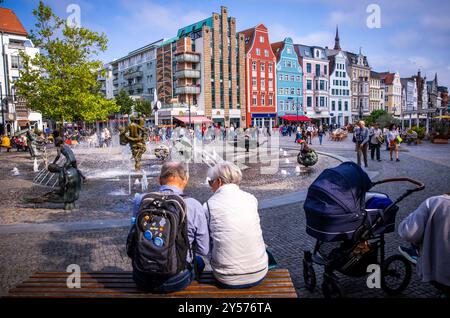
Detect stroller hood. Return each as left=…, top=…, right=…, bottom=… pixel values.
left=304, top=162, right=373, bottom=242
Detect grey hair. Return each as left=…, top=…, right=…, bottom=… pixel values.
left=207, top=161, right=242, bottom=185
left=160, top=162, right=189, bottom=182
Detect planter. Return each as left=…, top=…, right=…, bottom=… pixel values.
left=432, top=138, right=448, bottom=144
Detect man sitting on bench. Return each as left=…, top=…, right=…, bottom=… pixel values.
left=127, top=162, right=210, bottom=293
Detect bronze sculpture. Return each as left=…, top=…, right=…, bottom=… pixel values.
left=26, top=137, right=83, bottom=210
left=119, top=116, right=148, bottom=171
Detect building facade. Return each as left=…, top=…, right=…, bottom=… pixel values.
left=110, top=39, right=162, bottom=101
left=295, top=44, right=329, bottom=124
left=328, top=50, right=352, bottom=126
left=400, top=77, right=418, bottom=128
left=0, top=8, right=42, bottom=134
left=346, top=50, right=371, bottom=120
left=240, top=23, right=277, bottom=128
left=369, top=71, right=383, bottom=112
left=98, top=64, right=114, bottom=100
left=156, top=7, right=246, bottom=127
left=379, top=72, right=402, bottom=118
left=271, top=37, right=303, bottom=124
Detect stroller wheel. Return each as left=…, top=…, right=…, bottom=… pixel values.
left=381, top=255, right=412, bottom=295
left=322, top=277, right=344, bottom=298
left=303, top=253, right=316, bottom=291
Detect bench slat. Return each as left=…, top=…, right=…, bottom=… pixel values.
left=8, top=269, right=297, bottom=298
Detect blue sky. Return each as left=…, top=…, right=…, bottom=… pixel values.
left=6, top=0, right=450, bottom=87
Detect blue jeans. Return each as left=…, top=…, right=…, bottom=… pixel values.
left=134, top=256, right=205, bottom=293
left=318, top=135, right=323, bottom=145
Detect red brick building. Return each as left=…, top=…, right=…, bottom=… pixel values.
left=239, top=24, right=277, bottom=128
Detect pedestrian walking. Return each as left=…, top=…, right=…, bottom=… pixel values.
left=353, top=120, right=370, bottom=168
left=369, top=123, right=383, bottom=162
left=317, top=125, right=325, bottom=145
left=388, top=124, right=401, bottom=162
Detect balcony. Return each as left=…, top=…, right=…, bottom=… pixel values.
left=175, top=69, right=200, bottom=79
left=123, top=70, right=143, bottom=80
left=175, top=86, right=201, bottom=94
left=175, top=53, right=200, bottom=63
left=129, top=83, right=143, bottom=91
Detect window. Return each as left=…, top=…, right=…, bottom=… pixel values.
left=264, top=49, right=269, bottom=57
left=261, top=63, right=265, bottom=72
left=252, top=77, right=257, bottom=87
left=261, top=94, right=265, bottom=106
left=315, top=64, right=321, bottom=76
left=306, top=63, right=312, bottom=73
left=320, top=97, right=325, bottom=107
left=296, top=76, right=300, bottom=82
left=284, top=75, right=289, bottom=81
left=11, top=56, right=20, bottom=69
left=279, top=88, right=283, bottom=95
left=268, top=63, right=273, bottom=73
left=279, top=73, right=283, bottom=81
left=345, top=101, right=348, bottom=111
left=287, top=48, right=291, bottom=54
left=284, top=88, right=289, bottom=95
left=297, top=89, right=301, bottom=95
left=280, top=100, right=284, bottom=110
left=287, top=61, right=291, bottom=68
left=261, top=79, right=265, bottom=89
left=253, top=93, right=257, bottom=105
left=324, top=65, right=327, bottom=75
left=291, top=75, right=295, bottom=82
left=259, top=36, right=264, bottom=43
left=307, top=80, right=312, bottom=90
left=252, top=61, right=256, bottom=71
left=338, top=100, right=342, bottom=111
left=332, top=101, right=336, bottom=111
left=307, top=96, right=312, bottom=107
left=320, top=80, right=324, bottom=91
left=291, top=88, right=295, bottom=95
left=268, top=79, right=273, bottom=89
left=269, top=95, right=273, bottom=105
left=256, top=48, right=260, bottom=55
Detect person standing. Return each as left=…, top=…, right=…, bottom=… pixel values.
left=388, top=124, right=400, bottom=162
left=317, top=125, right=325, bottom=145
left=369, top=123, right=383, bottom=162
left=353, top=120, right=370, bottom=168
left=306, top=124, right=313, bottom=145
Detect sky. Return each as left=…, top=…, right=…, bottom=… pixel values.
left=4, top=0, right=450, bottom=87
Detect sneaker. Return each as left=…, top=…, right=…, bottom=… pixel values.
left=377, top=159, right=382, bottom=162
left=398, top=246, right=418, bottom=264
left=391, top=158, right=393, bottom=161
left=396, top=159, right=400, bottom=162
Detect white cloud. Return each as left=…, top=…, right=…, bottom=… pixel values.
left=421, top=15, right=450, bottom=31
left=388, top=30, right=420, bottom=49
left=116, top=0, right=209, bottom=35
left=269, top=23, right=333, bottom=47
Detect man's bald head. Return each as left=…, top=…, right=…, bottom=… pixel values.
left=159, top=162, right=189, bottom=189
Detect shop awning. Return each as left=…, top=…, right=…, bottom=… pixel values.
left=281, top=115, right=311, bottom=122
left=174, top=116, right=212, bottom=124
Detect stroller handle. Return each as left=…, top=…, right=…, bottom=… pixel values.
left=372, top=178, right=425, bottom=192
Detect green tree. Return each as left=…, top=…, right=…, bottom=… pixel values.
left=14, top=1, right=118, bottom=128
left=115, top=89, right=134, bottom=115
left=134, top=99, right=153, bottom=117
left=366, top=109, right=388, bottom=125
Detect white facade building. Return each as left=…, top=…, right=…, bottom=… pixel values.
left=328, top=50, right=352, bottom=126
left=1, top=8, right=42, bottom=134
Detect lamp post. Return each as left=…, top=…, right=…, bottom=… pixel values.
left=188, top=96, right=191, bottom=130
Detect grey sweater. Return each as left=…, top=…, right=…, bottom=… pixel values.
left=398, top=195, right=450, bottom=286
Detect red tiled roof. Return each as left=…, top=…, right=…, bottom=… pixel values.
left=379, top=72, right=395, bottom=85
left=0, top=8, right=28, bottom=36
left=270, top=41, right=284, bottom=62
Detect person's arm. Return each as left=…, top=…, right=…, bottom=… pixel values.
left=189, top=201, right=210, bottom=257
left=398, top=199, right=430, bottom=244
left=361, top=128, right=370, bottom=145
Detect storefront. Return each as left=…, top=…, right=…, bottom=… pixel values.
left=251, top=113, right=277, bottom=129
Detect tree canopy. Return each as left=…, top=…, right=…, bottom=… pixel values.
left=14, top=1, right=119, bottom=124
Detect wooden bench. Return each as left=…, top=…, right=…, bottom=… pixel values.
left=6, top=269, right=297, bottom=298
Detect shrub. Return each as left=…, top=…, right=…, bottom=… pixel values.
left=412, top=126, right=426, bottom=139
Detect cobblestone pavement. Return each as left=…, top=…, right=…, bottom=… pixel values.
left=0, top=134, right=448, bottom=298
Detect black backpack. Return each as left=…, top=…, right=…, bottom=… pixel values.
left=126, top=192, right=190, bottom=278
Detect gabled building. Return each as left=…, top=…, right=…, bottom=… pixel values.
left=400, top=77, right=418, bottom=128
left=295, top=44, right=329, bottom=124
left=271, top=37, right=303, bottom=124
left=0, top=7, right=42, bottom=134
left=326, top=28, right=352, bottom=126
left=370, top=71, right=383, bottom=112
left=345, top=49, right=371, bottom=120
left=379, top=72, right=402, bottom=116
left=240, top=24, right=277, bottom=128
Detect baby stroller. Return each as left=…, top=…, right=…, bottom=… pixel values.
left=302, top=162, right=424, bottom=298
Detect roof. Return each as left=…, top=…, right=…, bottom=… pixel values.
left=239, top=27, right=256, bottom=52
left=379, top=72, right=395, bottom=85
left=0, top=8, right=28, bottom=36
left=177, top=17, right=213, bottom=38
left=345, top=50, right=370, bottom=68
left=294, top=44, right=327, bottom=61
left=370, top=71, right=381, bottom=79
left=270, top=41, right=284, bottom=62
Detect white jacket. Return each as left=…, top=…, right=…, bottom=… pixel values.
left=204, top=184, right=268, bottom=286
